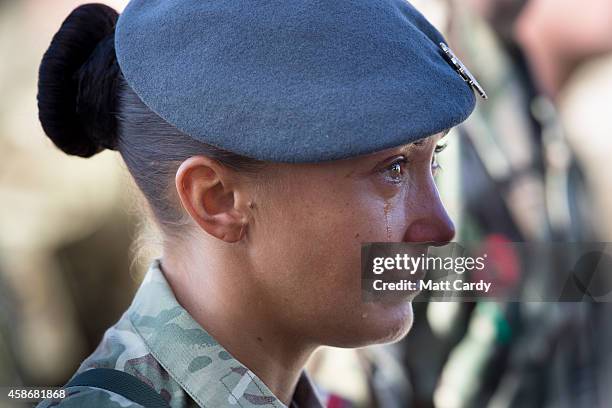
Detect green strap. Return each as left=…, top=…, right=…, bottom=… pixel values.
left=65, top=368, right=170, bottom=408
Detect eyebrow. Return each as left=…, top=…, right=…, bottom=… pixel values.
left=356, top=128, right=453, bottom=164
left=402, top=128, right=452, bottom=150
left=412, top=128, right=451, bottom=146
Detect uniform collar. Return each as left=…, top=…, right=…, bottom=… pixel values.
left=127, top=259, right=324, bottom=408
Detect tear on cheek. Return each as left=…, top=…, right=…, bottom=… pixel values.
left=383, top=201, right=392, bottom=240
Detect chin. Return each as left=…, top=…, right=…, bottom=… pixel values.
left=366, top=300, right=415, bottom=345
left=325, top=300, right=415, bottom=348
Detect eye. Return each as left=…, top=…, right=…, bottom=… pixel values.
left=381, top=157, right=408, bottom=183
left=435, top=141, right=448, bottom=154
left=432, top=142, right=447, bottom=176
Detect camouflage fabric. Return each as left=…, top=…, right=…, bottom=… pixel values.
left=37, top=259, right=324, bottom=408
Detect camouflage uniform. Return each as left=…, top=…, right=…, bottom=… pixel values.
left=37, top=259, right=324, bottom=408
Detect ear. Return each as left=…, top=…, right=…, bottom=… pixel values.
left=175, top=156, right=249, bottom=243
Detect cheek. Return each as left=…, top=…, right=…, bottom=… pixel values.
left=255, top=189, right=379, bottom=291
left=252, top=178, right=416, bottom=302
left=250, top=183, right=415, bottom=345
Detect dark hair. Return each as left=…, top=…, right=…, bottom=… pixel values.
left=37, top=3, right=265, bottom=235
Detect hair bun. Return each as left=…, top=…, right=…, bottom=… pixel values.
left=38, top=3, right=120, bottom=158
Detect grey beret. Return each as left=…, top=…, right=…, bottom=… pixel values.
left=115, top=0, right=480, bottom=163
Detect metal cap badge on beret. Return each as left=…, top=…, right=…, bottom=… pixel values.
left=115, top=0, right=480, bottom=163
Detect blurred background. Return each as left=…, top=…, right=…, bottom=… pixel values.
left=1, top=0, right=611, bottom=407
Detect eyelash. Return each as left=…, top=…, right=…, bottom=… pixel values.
left=435, top=142, right=448, bottom=154
left=381, top=142, right=447, bottom=183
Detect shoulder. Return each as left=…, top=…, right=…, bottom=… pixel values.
left=38, top=314, right=190, bottom=407
left=36, top=386, right=143, bottom=408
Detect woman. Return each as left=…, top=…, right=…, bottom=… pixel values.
left=36, top=0, right=480, bottom=406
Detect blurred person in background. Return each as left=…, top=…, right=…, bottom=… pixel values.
left=394, top=1, right=612, bottom=407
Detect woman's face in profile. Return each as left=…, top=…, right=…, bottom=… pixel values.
left=247, top=132, right=454, bottom=348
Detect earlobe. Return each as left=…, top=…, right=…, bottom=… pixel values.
left=175, top=156, right=250, bottom=243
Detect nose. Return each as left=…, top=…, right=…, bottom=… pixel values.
left=402, top=182, right=455, bottom=245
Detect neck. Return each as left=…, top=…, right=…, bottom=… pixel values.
left=514, top=2, right=578, bottom=101
left=161, top=242, right=316, bottom=406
